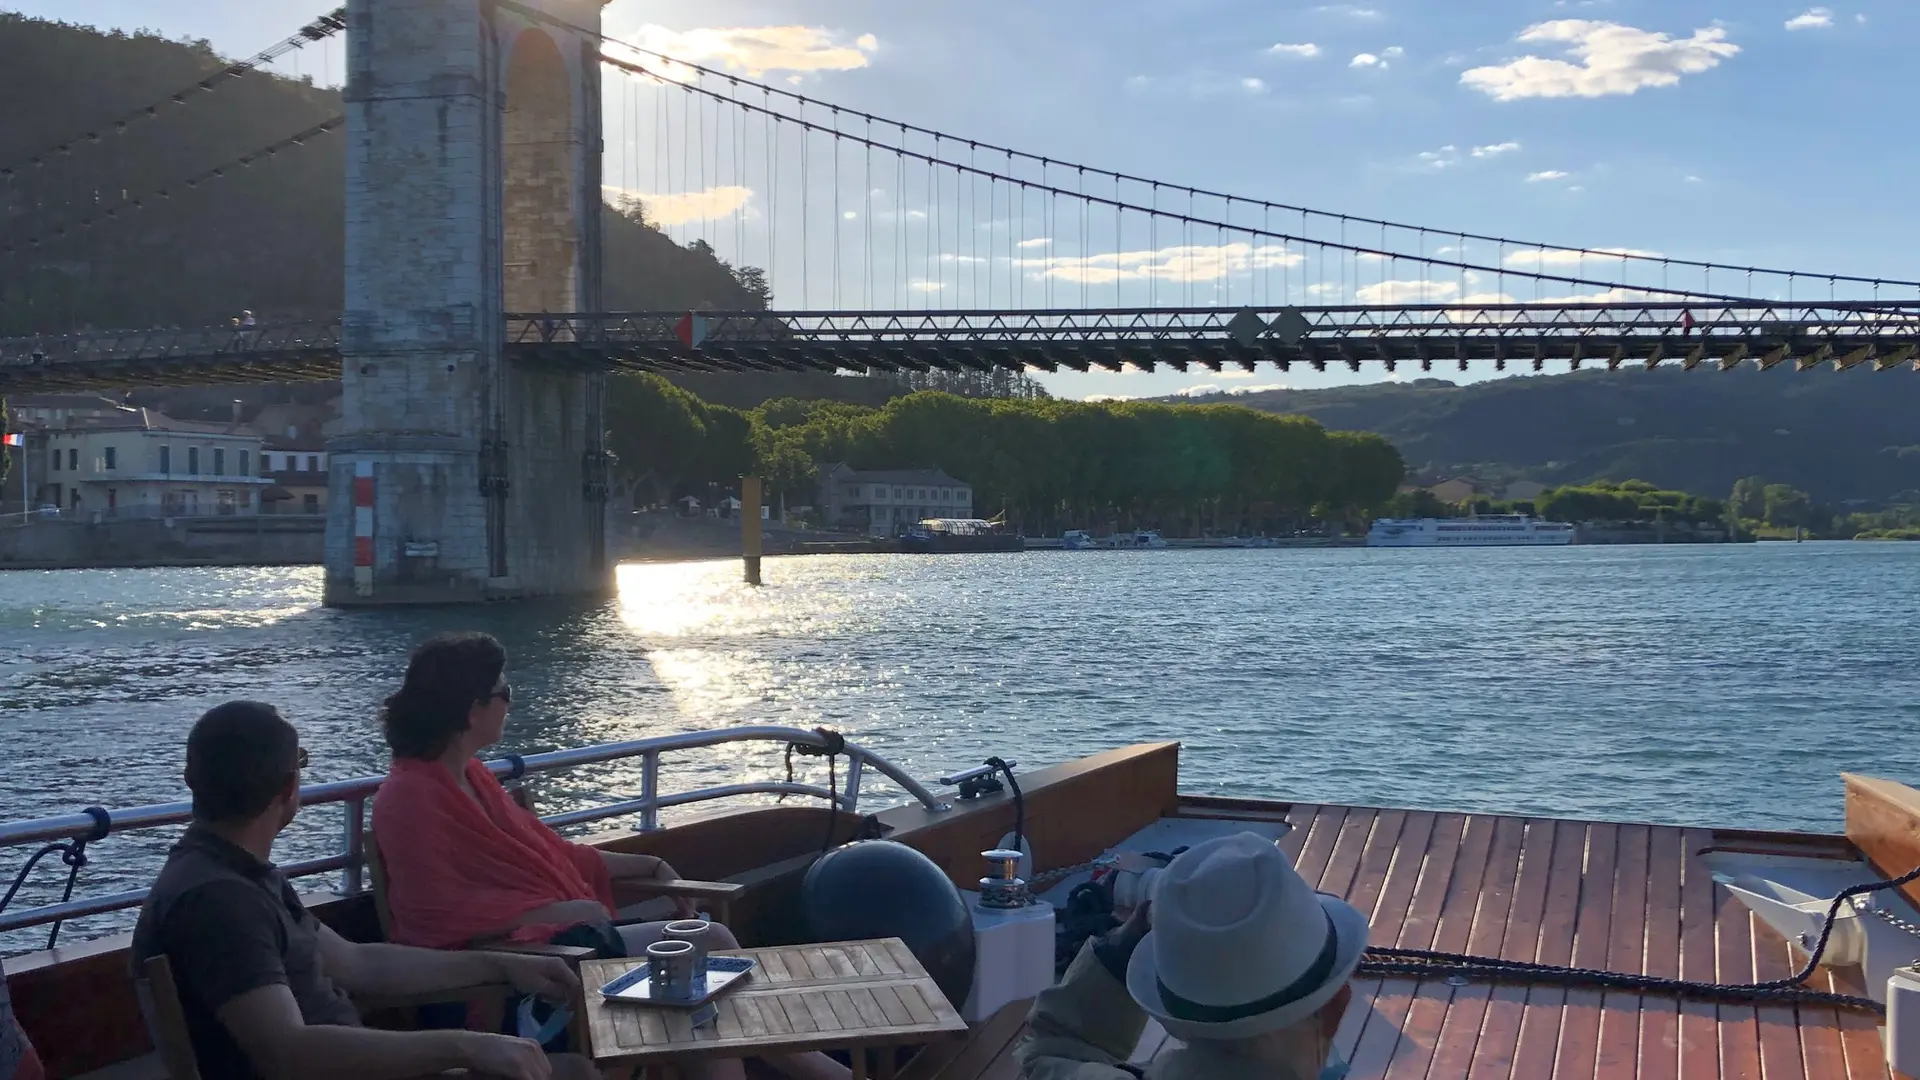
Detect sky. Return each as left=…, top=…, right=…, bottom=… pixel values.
left=8, top=1, right=1916, bottom=400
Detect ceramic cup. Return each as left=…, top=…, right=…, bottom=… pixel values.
left=663, top=919, right=712, bottom=972
left=646, top=939, right=698, bottom=998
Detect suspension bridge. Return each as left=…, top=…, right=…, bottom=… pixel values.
left=1, top=0, right=1916, bottom=604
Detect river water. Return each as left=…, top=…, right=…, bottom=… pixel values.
left=3, top=543, right=1918, bottom=946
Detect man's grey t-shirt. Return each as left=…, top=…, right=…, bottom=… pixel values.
left=131, top=825, right=359, bottom=1080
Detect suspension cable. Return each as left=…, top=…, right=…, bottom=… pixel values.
left=0, top=9, right=348, bottom=180
left=475, top=0, right=1920, bottom=295
left=0, top=118, right=343, bottom=257
left=600, top=59, right=1760, bottom=305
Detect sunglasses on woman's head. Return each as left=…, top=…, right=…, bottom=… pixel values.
left=294, top=747, right=309, bottom=770
left=489, top=684, right=513, bottom=704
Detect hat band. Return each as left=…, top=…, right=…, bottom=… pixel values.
left=1157, top=909, right=1339, bottom=1025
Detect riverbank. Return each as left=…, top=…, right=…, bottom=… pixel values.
left=0, top=514, right=323, bottom=570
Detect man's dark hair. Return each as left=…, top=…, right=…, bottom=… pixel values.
left=186, top=702, right=300, bottom=824
left=380, top=632, right=507, bottom=760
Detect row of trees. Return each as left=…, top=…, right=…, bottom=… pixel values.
left=604, top=374, right=1408, bottom=534
left=1379, top=480, right=1728, bottom=528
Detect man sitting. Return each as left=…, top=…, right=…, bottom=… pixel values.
left=1018, top=832, right=1367, bottom=1080
left=131, top=701, right=594, bottom=1080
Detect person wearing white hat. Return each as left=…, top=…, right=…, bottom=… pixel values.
left=1017, top=832, right=1368, bottom=1079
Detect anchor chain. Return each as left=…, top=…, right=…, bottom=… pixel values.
left=0, top=807, right=111, bottom=948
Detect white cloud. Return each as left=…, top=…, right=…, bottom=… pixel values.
left=1016, top=242, right=1303, bottom=285
left=1460, top=20, right=1740, bottom=101
left=1503, top=246, right=1661, bottom=267
left=1525, top=169, right=1571, bottom=182
left=1417, top=144, right=1459, bottom=168
left=909, top=280, right=945, bottom=293
left=1016, top=237, right=1053, bottom=250
left=1305, top=283, right=1345, bottom=297
left=1684, top=174, right=1703, bottom=183
left=1384, top=46, right=1405, bottom=58
left=1856, top=13, right=1868, bottom=23
left=1269, top=43, right=1322, bottom=58
left=1173, top=384, right=1223, bottom=397
left=842, top=210, right=858, bottom=220
left=604, top=184, right=752, bottom=226
left=608, top=25, right=879, bottom=79
left=1471, top=141, right=1522, bottom=157
left=1351, top=53, right=1383, bottom=68
left=1127, top=71, right=1275, bottom=98
left=1356, top=279, right=1463, bottom=304
left=1315, top=4, right=1383, bottom=17
left=1784, top=8, right=1833, bottom=29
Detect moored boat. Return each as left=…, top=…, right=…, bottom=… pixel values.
left=900, top=518, right=1025, bottom=554
left=1367, top=513, right=1576, bottom=547
left=4, top=729, right=1919, bottom=1080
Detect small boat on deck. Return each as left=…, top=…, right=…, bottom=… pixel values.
left=5, top=730, right=1920, bottom=1080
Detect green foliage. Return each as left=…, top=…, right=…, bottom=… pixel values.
left=0, top=16, right=765, bottom=334
left=1212, top=370, right=1920, bottom=507
left=604, top=380, right=1407, bottom=532
left=1534, top=479, right=1727, bottom=526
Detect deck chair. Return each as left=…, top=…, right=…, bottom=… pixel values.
left=135, top=954, right=528, bottom=1080
left=362, top=782, right=743, bottom=950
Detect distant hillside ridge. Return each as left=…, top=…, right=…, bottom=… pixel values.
left=0, top=12, right=764, bottom=338
left=1164, top=370, right=1920, bottom=505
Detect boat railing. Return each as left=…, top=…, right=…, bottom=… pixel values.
left=0, top=726, right=949, bottom=940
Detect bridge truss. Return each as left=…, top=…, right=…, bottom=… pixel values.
left=4, top=302, right=1918, bottom=392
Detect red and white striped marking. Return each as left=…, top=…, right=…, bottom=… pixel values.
left=352, top=461, right=374, bottom=596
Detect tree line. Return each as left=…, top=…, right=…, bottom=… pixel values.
left=605, top=374, right=1408, bottom=534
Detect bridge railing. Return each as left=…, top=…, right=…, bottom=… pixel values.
left=504, top=302, right=1920, bottom=345
left=0, top=321, right=341, bottom=366
left=0, top=726, right=949, bottom=942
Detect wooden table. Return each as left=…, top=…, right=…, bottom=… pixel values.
left=580, top=938, right=968, bottom=1078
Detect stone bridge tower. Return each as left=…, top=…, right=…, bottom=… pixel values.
left=326, top=0, right=610, bottom=605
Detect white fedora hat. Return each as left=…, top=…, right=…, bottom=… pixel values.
left=1125, top=832, right=1369, bottom=1040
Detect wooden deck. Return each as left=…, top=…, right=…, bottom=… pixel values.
left=905, top=803, right=1895, bottom=1080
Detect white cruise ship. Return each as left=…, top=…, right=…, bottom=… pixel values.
left=1366, top=513, right=1576, bottom=547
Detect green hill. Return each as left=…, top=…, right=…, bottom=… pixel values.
left=0, top=11, right=763, bottom=335
left=1181, top=370, right=1920, bottom=506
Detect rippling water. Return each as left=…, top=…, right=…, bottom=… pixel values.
left=3, top=543, right=1918, bottom=947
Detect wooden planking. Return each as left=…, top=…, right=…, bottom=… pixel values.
left=912, top=803, right=1897, bottom=1080
left=581, top=938, right=966, bottom=1068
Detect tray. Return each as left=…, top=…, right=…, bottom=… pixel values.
left=598, top=955, right=756, bottom=1008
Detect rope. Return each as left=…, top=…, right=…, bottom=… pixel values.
left=1033, top=853, right=1919, bottom=1015
left=0, top=807, right=110, bottom=949
left=779, top=728, right=848, bottom=853
left=1356, top=861, right=1920, bottom=1016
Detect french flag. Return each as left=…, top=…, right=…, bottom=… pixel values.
left=1, top=433, right=22, bottom=448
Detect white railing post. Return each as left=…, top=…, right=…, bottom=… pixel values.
left=337, top=796, right=366, bottom=896
left=638, top=750, right=660, bottom=832
left=842, top=755, right=865, bottom=813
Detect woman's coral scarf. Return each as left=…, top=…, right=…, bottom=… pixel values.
left=371, top=757, right=616, bottom=949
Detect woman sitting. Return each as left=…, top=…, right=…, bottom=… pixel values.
left=371, top=631, right=847, bottom=1080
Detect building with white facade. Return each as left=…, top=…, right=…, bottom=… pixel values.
left=820, top=463, right=975, bottom=536
left=260, top=441, right=329, bottom=515
left=38, top=410, right=271, bottom=518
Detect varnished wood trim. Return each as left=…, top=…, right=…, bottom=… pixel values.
left=1844, top=772, right=1920, bottom=912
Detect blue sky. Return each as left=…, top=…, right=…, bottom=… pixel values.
left=9, top=1, right=1914, bottom=400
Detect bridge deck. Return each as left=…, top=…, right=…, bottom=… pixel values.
left=905, top=803, right=1888, bottom=1080
left=4, top=305, right=1918, bottom=392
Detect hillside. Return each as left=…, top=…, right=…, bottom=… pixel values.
left=1184, top=370, right=1920, bottom=506
left=0, top=12, right=762, bottom=335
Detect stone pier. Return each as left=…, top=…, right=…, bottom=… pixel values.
left=325, top=0, right=610, bottom=606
